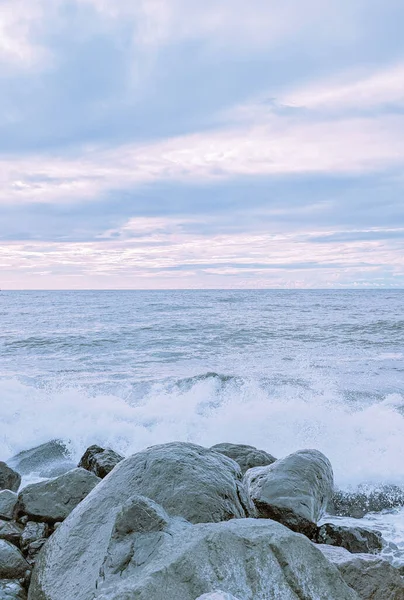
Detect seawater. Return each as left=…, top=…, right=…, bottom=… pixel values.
left=1, top=290, right=403, bottom=564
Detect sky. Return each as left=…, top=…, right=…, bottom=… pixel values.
left=1, top=0, right=404, bottom=289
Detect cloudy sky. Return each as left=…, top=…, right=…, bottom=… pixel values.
left=1, top=0, right=404, bottom=289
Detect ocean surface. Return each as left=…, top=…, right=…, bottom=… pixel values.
left=1, top=290, right=403, bottom=565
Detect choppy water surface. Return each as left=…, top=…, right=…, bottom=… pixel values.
left=1, top=290, right=403, bottom=563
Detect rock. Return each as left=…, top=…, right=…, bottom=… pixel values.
left=330, top=485, right=404, bottom=518
left=15, top=468, right=100, bottom=524
left=29, top=499, right=358, bottom=600
left=318, top=544, right=404, bottom=600
left=0, top=580, right=27, bottom=599
left=196, top=593, right=241, bottom=600
left=112, top=494, right=170, bottom=536
left=78, top=445, right=123, bottom=479
left=0, top=520, right=23, bottom=547
left=0, top=492, right=18, bottom=521
left=26, top=441, right=256, bottom=599
left=25, top=539, right=47, bottom=564
left=244, top=449, right=333, bottom=537
left=7, top=441, right=75, bottom=479
left=20, top=523, right=49, bottom=553
left=0, top=464, right=21, bottom=493
left=0, top=540, right=29, bottom=579
left=210, top=443, right=276, bottom=474
left=315, top=523, right=383, bottom=554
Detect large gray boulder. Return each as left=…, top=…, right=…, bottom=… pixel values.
left=0, top=580, right=27, bottom=599
left=0, top=540, right=29, bottom=579
left=26, top=442, right=254, bottom=599
left=29, top=496, right=359, bottom=600
left=0, top=491, right=18, bottom=521
left=0, top=464, right=21, bottom=493
left=7, top=441, right=75, bottom=479
left=318, top=544, right=404, bottom=600
left=78, top=445, right=124, bottom=479
left=244, top=449, right=333, bottom=537
left=210, top=443, right=276, bottom=474
left=315, top=523, right=382, bottom=554
left=330, top=485, right=404, bottom=518
left=15, top=468, right=100, bottom=524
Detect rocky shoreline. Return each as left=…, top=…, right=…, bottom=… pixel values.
left=0, top=441, right=403, bottom=599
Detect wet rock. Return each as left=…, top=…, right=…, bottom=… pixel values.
left=330, top=485, right=404, bottom=518
left=244, top=449, right=333, bottom=537
left=318, top=544, right=404, bottom=600
left=7, top=441, right=75, bottom=479
left=210, top=443, right=276, bottom=474
left=0, top=580, right=27, bottom=599
left=15, top=468, right=100, bottom=524
left=0, top=520, right=23, bottom=548
left=20, top=523, right=48, bottom=553
left=0, top=491, right=18, bottom=521
left=29, top=502, right=358, bottom=600
left=0, top=464, right=21, bottom=493
left=27, top=442, right=257, bottom=599
left=0, top=540, right=29, bottom=579
left=78, top=445, right=123, bottom=479
left=315, top=523, right=383, bottom=554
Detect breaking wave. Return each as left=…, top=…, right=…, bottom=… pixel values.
left=1, top=373, right=403, bottom=491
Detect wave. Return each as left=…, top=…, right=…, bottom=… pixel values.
left=1, top=374, right=403, bottom=490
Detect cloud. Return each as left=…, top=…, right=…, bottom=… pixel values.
left=80, top=0, right=361, bottom=52
left=1, top=110, right=404, bottom=209
left=308, top=228, right=404, bottom=243
left=1, top=0, right=404, bottom=288
left=0, top=0, right=50, bottom=69
left=0, top=0, right=361, bottom=73
left=2, top=220, right=403, bottom=289
left=282, top=64, right=404, bottom=113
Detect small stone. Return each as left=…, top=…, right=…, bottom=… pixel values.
left=0, top=579, right=27, bottom=599
left=21, top=522, right=49, bottom=553
left=78, top=445, right=124, bottom=479
left=0, top=520, right=23, bottom=547
left=315, top=523, right=383, bottom=554
left=0, top=463, right=21, bottom=493
left=26, top=538, right=47, bottom=564
left=0, top=490, right=18, bottom=520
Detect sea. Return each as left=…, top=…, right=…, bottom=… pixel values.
left=1, top=290, right=403, bottom=566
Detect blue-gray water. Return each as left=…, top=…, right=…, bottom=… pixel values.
left=1, top=290, right=403, bottom=562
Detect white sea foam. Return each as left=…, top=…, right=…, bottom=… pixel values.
left=1, top=375, right=403, bottom=491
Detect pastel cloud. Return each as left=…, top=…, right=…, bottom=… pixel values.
left=2, top=221, right=403, bottom=289
left=1, top=0, right=404, bottom=288
left=2, top=109, right=404, bottom=207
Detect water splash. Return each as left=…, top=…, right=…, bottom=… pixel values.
left=1, top=374, right=403, bottom=491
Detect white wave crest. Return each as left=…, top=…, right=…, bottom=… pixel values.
left=1, top=375, right=403, bottom=490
